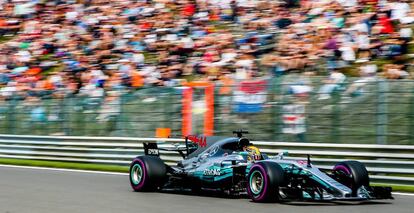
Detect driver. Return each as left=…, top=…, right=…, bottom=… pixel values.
left=244, top=145, right=262, bottom=161
left=239, top=138, right=262, bottom=161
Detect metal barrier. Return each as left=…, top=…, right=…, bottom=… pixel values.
left=0, top=134, right=413, bottom=185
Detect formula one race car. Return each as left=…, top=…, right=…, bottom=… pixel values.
left=129, top=130, right=392, bottom=202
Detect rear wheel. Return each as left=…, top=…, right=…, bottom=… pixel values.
left=129, top=156, right=167, bottom=191
left=247, top=162, right=285, bottom=202
left=333, top=160, right=369, bottom=195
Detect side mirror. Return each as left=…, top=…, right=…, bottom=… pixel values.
left=275, top=151, right=288, bottom=159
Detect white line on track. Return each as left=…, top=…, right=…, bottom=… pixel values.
left=0, top=164, right=128, bottom=176
left=393, top=192, right=414, bottom=197
left=1, top=164, right=414, bottom=197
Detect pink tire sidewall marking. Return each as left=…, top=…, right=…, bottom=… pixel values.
left=130, top=158, right=147, bottom=191
left=333, top=165, right=351, bottom=175
left=247, top=164, right=269, bottom=201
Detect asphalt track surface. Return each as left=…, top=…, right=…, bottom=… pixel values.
left=0, top=166, right=411, bottom=213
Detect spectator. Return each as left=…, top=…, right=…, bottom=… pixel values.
left=377, top=13, right=394, bottom=35
left=0, top=0, right=412, bottom=105
left=318, top=70, right=346, bottom=100
left=383, top=64, right=409, bottom=79
left=345, top=63, right=378, bottom=97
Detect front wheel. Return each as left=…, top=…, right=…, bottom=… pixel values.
left=247, top=162, right=285, bottom=202
left=333, top=160, right=369, bottom=196
left=129, top=156, right=167, bottom=192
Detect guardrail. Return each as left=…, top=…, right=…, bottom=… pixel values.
left=0, top=134, right=413, bottom=185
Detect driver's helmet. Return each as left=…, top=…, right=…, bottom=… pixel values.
left=244, top=145, right=261, bottom=162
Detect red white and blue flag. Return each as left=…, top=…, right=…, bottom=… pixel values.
left=233, top=79, right=268, bottom=113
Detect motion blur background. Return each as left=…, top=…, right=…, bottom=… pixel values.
left=0, top=0, right=414, bottom=144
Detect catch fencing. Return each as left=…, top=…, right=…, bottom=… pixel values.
left=1, top=77, right=414, bottom=144
left=0, top=134, right=413, bottom=185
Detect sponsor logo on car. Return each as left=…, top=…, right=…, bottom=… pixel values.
left=187, top=135, right=207, bottom=147
left=147, top=149, right=159, bottom=155
left=203, top=168, right=221, bottom=176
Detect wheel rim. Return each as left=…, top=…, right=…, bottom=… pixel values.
left=131, top=164, right=143, bottom=185
left=334, top=165, right=353, bottom=188
left=250, top=170, right=264, bottom=195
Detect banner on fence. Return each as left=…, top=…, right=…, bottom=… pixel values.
left=282, top=104, right=306, bottom=134
left=233, top=79, right=267, bottom=113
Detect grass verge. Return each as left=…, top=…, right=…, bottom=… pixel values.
left=0, top=158, right=129, bottom=173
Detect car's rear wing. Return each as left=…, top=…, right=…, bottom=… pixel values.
left=143, top=142, right=187, bottom=158
left=142, top=135, right=203, bottom=158
left=143, top=143, right=160, bottom=156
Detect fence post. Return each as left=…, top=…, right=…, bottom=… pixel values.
left=75, top=97, right=85, bottom=136
left=115, top=92, right=126, bottom=136
left=163, top=89, right=174, bottom=131
left=162, top=90, right=168, bottom=134
left=42, top=99, right=49, bottom=136
left=62, top=96, right=70, bottom=136
left=331, top=90, right=341, bottom=143
left=271, top=76, right=283, bottom=141
left=410, top=83, right=414, bottom=144
left=214, top=87, right=220, bottom=135
left=7, top=99, right=16, bottom=135
left=377, top=79, right=388, bottom=145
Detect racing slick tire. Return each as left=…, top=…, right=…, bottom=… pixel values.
left=333, top=160, right=369, bottom=196
left=247, top=161, right=285, bottom=202
left=129, top=156, right=167, bottom=192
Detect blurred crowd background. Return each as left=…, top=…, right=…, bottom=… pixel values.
left=0, top=0, right=414, bottom=142
left=0, top=0, right=413, bottom=100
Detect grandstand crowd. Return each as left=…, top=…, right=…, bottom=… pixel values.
left=0, top=0, right=413, bottom=100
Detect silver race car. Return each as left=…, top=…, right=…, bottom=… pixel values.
left=129, top=130, right=393, bottom=202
